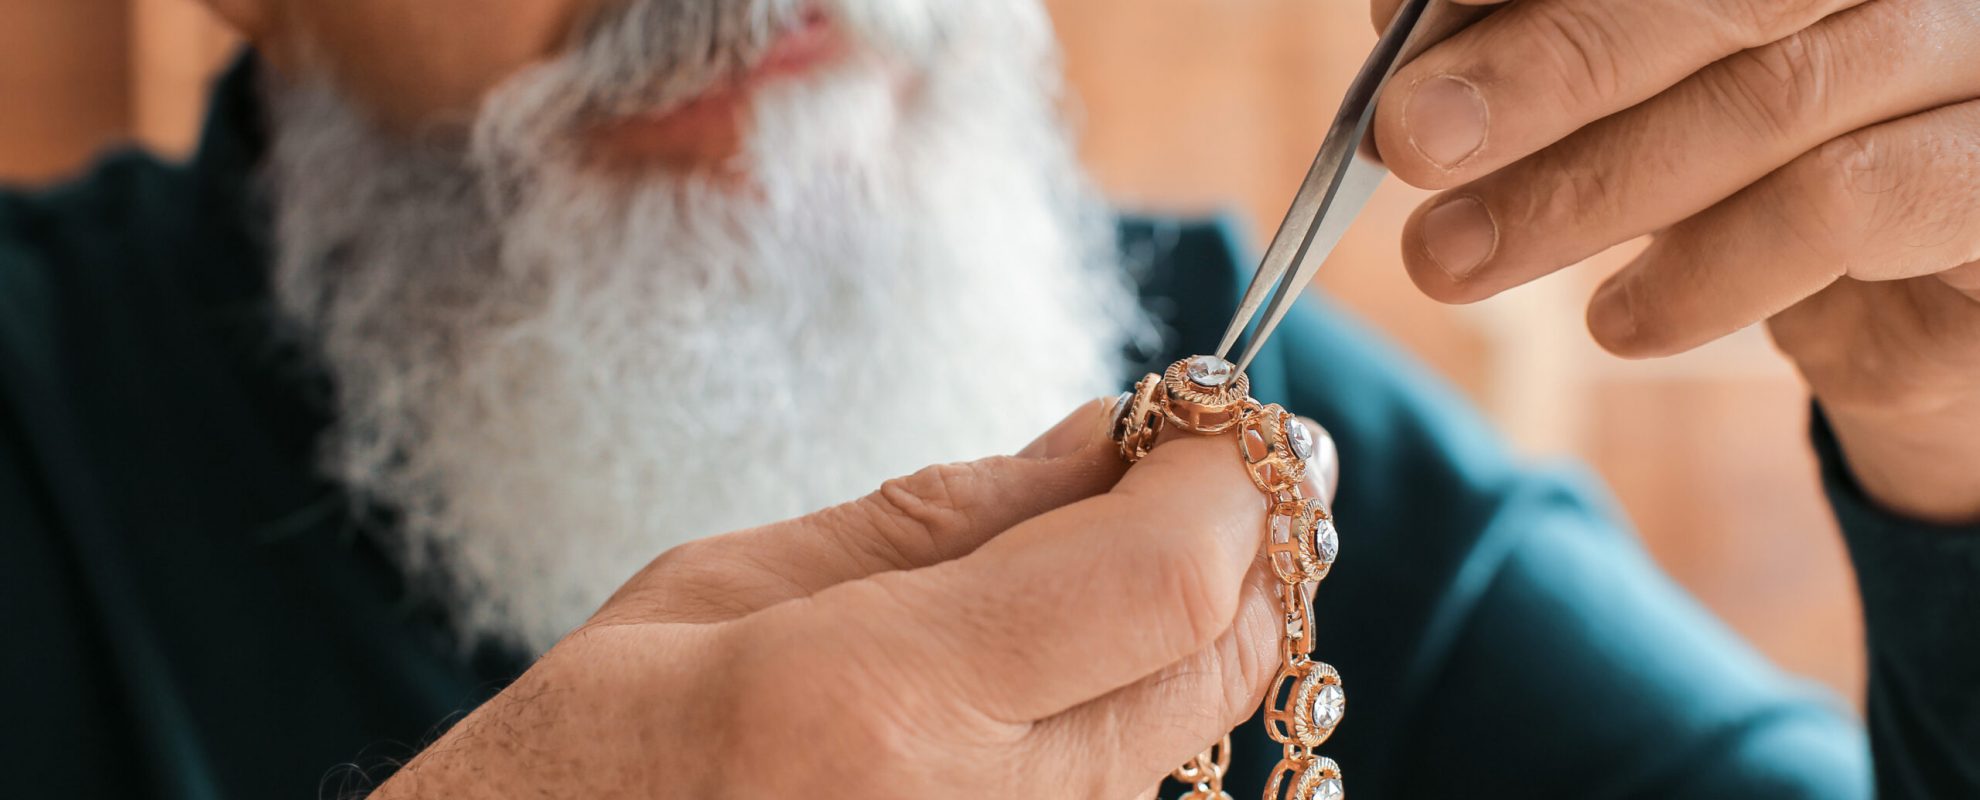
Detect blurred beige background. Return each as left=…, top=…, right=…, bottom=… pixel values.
left=0, top=0, right=1863, bottom=704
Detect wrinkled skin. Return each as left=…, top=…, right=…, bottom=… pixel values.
left=192, top=0, right=1978, bottom=794
left=369, top=401, right=1341, bottom=798
left=1371, top=0, right=1980, bottom=520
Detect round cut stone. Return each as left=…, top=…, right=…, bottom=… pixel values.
left=1313, top=518, right=1339, bottom=565
left=1185, top=355, right=1235, bottom=388
left=1285, top=418, right=1317, bottom=460
left=1316, top=777, right=1344, bottom=800
left=1312, top=683, right=1345, bottom=730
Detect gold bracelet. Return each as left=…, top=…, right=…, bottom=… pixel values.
left=1112, top=356, right=1345, bottom=800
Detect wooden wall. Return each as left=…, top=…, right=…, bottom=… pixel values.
left=0, top=0, right=1862, bottom=703
left=0, top=0, right=234, bottom=181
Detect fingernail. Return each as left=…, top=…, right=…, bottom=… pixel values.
left=1018, top=398, right=1109, bottom=460
left=1405, top=75, right=1487, bottom=168
left=1589, top=278, right=1638, bottom=347
left=1419, top=196, right=1497, bottom=280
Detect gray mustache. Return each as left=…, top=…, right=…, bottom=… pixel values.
left=565, top=0, right=813, bottom=117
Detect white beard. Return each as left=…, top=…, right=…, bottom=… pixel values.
left=264, top=1, right=1147, bottom=655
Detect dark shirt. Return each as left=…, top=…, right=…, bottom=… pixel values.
left=3, top=57, right=1975, bottom=799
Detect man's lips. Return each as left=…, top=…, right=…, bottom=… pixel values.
left=757, top=8, right=843, bottom=79
left=586, top=11, right=848, bottom=169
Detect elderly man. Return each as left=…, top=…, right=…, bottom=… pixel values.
left=2, top=0, right=1975, bottom=797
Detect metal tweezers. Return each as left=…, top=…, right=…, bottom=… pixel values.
left=1216, top=0, right=1492, bottom=374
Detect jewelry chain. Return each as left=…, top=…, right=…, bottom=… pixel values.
left=1115, top=359, right=1345, bottom=800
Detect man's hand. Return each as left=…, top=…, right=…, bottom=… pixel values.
left=1371, top=0, right=1980, bottom=520
left=370, top=399, right=1339, bottom=798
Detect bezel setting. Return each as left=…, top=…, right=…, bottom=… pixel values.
left=1292, top=662, right=1345, bottom=747
left=1160, top=356, right=1252, bottom=434
left=1239, top=404, right=1313, bottom=495
left=1112, top=374, right=1167, bottom=463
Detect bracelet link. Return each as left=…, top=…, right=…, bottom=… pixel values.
left=1116, top=356, right=1348, bottom=800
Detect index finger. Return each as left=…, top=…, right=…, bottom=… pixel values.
left=1371, top=0, right=1864, bottom=189
left=599, top=399, right=1125, bottom=624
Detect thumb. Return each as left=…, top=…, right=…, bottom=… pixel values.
left=597, top=398, right=1128, bottom=625
left=1019, top=395, right=1119, bottom=459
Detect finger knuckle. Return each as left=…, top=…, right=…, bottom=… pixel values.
left=1810, top=131, right=1889, bottom=208
left=1808, top=128, right=1951, bottom=281
left=1527, top=2, right=1630, bottom=107
left=1785, top=133, right=1888, bottom=271
left=1531, top=154, right=1623, bottom=230
left=642, top=536, right=717, bottom=582
left=593, top=538, right=735, bottom=624
left=859, top=461, right=999, bottom=562
left=1713, top=31, right=1836, bottom=142
left=1714, top=0, right=1836, bottom=48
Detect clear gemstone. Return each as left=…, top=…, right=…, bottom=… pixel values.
left=1185, top=355, right=1235, bottom=388
left=1285, top=418, right=1316, bottom=460
left=1316, top=777, right=1344, bottom=800
left=1312, top=683, right=1345, bottom=730
left=1313, top=518, right=1339, bottom=565
left=1285, top=614, right=1305, bottom=641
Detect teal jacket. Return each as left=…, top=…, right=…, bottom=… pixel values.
left=4, top=58, right=1975, bottom=799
